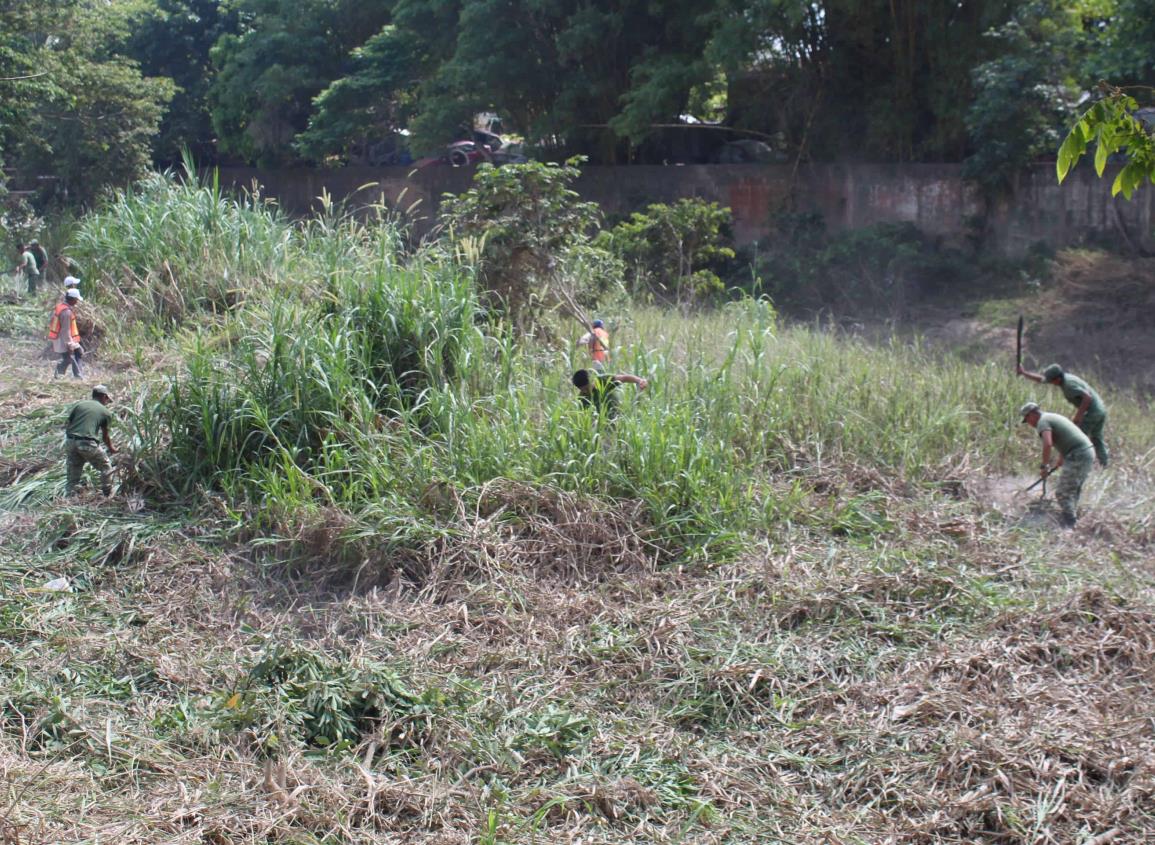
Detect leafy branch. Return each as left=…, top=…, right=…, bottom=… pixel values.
left=1057, top=87, right=1155, bottom=199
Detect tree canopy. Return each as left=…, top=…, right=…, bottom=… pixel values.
left=4, top=0, right=1155, bottom=207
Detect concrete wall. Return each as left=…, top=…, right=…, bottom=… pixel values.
left=215, top=162, right=1155, bottom=256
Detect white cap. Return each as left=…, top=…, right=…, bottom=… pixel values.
left=64, top=288, right=82, bottom=301
left=64, top=276, right=80, bottom=288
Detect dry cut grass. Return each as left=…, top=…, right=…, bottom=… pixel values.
left=2, top=471, right=1154, bottom=844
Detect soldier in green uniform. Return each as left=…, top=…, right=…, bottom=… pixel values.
left=572, top=369, right=648, bottom=418
left=28, top=240, right=48, bottom=277
left=1020, top=402, right=1094, bottom=528
left=1018, top=362, right=1108, bottom=467
left=64, top=385, right=118, bottom=496
left=14, top=243, right=40, bottom=295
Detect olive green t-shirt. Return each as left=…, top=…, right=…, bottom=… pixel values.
left=1058, top=374, right=1106, bottom=419
left=66, top=399, right=112, bottom=441
left=21, top=250, right=39, bottom=277
left=1036, top=412, right=1092, bottom=457
left=579, top=371, right=619, bottom=415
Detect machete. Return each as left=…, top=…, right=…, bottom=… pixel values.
left=1024, top=473, right=1048, bottom=496
left=1016, top=315, right=1024, bottom=371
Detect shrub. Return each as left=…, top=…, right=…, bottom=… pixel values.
left=215, top=645, right=442, bottom=752
left=598, top=198, right=736, bottom=302
left=439, top=158, right=611, bottom=330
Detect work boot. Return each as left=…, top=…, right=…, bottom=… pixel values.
left=1059, top=512, right=1077, bottom=529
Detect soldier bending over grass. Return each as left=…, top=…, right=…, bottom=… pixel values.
left=1020, top=401, right=1093, bottom=528
left=1018, top=362, right=1109, bottom=467
left=64, top=385, right=117, bottom=496
left=573, top=369, right=647, bottom=418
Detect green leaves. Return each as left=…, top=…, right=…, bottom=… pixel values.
left=2, top=0, right=175, bottom=204
left=438, top=159, right=604, bottom=328
left=598, top=199, right=736, bottom=303
left=1056, top=117, right=1089, bottom=183
left=1057, top=93, right=1155, bottom=199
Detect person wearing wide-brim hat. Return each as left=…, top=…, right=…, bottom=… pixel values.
left=64, top=385, right=117, bottom=496
left=1018, top=362, right=1108, bottom=467
left=1020, top=401, right=1094, bottom=528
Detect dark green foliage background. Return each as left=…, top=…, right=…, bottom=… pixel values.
left=5, top=0, right=1155, bottom=212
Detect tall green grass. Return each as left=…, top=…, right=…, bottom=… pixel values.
left=125, top=288, right=1075, bottom=565
left=68, top=168, right=407, bottom=328
left=67, top=171, right=1152, bottom=568
left=70, top=170, right=294, bottom=322
left=134, top=255, right=481, bottom=499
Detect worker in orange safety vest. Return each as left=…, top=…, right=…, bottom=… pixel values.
left=48, top=288, right=83, bottom=379
left=579, top=318, right=610, bottom=370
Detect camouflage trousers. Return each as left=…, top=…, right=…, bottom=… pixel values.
left=1077, top=413, right=1109, bottom=468
left=1055, top=446, right=1093, bottom=523
left=66, top=439, right=112, bottom=495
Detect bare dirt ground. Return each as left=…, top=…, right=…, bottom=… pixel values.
left=924, top=250, right=1155, bottom=396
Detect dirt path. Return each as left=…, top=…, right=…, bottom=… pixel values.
left=0, top=298, right=122, bottom=467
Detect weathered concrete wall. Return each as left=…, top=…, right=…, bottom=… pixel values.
left=988, top=166, right=1154, bottom=255
left=215, top=163, right=1155, bottom=256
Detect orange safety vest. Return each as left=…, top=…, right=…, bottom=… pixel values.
left=589, top=326, right=609, bottom=364
left=48, top=302, right=80, bottom=343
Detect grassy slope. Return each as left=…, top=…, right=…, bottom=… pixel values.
left=2, top=195, right=1154, bottom=843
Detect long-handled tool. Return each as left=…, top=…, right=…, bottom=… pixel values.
left=1024, top=473, right=1048, bottom=497
left=1018, top=316, right=1046, bottom=499
left=1016, top=315, right=1024, bottom=371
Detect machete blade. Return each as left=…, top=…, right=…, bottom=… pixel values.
left=1016, top=315, right=1024, bottom=369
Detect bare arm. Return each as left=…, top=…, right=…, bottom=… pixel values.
left=1040, top=430, right=1055, bottom=474
left=101, top=421, right=117, bottom=454
left=1017, top=364, right=1045, bottom=383
left=613, top=374, right=649, bottom=391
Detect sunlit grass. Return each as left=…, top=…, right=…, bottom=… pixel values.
left=3, top=176, right=1155, bottom=844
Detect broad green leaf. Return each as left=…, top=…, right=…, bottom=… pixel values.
left=1111, top=167, right=1126, bottom=198
left=1057, top=131, right=1082, bottom=182
left=1094, top=128, right=1111, bottom=176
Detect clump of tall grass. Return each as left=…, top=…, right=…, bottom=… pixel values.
left=70, top=170, right=294, bottom=323
left=135, top=253, right=481, bottom=499
left=68, top=165, right=407, bottom=328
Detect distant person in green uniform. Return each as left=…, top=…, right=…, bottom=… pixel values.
left=1017, top=362, right=1109, bottom=467
left=64, top=385, right=118, bottom=496
left=1020, top=402, right=1094, bottom=528
left=28, top=239, right=48, bottom=278
left=14, top=243, right=40, bottom=295
left=572, top=368, right=648, bottom=418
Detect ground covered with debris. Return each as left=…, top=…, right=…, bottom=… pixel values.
left=2, top=203, right=1153, bottom=843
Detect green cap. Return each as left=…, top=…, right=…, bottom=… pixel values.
left=1020, top=401, right=1040, bottom=421
left=1042, top=364, right=1064, bottom=382
left=92, top=384, right=110, bottom=397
